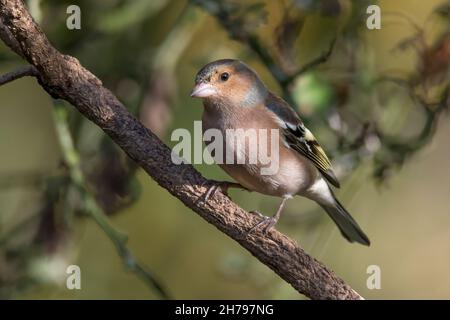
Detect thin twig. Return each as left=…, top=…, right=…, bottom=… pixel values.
left=0, top=64, right=38, bottom=85
left=0, top=16, right=24, bottom=57
left=286, top=38, right=336, bottom=83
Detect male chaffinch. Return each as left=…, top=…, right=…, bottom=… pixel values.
left=190, top=59, right=370, bottom=246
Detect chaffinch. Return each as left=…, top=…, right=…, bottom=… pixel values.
left=190, top=59, right=370, bottom=246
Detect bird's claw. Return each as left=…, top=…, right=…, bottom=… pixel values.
left=247, top=215, right=278, bottom=235
left=204, top=183, right=221, bottom=202
left=200, top=181, right=231, bottom=203
left=249, top=210, right=265, bottom=219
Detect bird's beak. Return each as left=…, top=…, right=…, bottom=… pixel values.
left=190, top=82, right=216, bottom=98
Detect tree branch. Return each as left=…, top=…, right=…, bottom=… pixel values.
left=0, top=15, right=24, bottom=57
left=0, top=64, right=38, bottom=85
left=0, top=0, right=363, bottom=300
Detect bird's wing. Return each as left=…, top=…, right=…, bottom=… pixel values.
left=264, top=92, right=340, bottom=188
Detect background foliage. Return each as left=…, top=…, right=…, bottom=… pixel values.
left=0, top=0, right=449, bottom=299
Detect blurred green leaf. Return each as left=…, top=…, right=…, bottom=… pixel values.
left=292, top=73, right=333, bottom=114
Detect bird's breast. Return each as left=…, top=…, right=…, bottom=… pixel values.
left=201, top=105, right=318, bottom=196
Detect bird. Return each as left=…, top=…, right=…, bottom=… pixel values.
left=190, top=59, right=370, bottom=246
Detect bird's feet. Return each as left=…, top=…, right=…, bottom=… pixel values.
left=247, top=197, right=288, bottom=235
left=200, top=180, right=247, bottom=203
left=249, top=210, right=265, bottom=219
left=247, top=212, right=279, bottom=235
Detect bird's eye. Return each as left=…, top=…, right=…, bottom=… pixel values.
left=220, top=72, right=229, bottom=82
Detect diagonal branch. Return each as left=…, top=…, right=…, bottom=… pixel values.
left=0, top=0, right=363, bottom=300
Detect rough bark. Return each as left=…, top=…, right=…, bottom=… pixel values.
left=0, top=0, right=363, bottom=300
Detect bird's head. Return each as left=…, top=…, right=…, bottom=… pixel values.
left=190, top=59, right=267, bottom=107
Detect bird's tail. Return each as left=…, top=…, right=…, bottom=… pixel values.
left=319, top=192, right=370, bottom=246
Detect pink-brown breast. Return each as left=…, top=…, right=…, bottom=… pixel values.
left=202, top=103, right=319, bottom=197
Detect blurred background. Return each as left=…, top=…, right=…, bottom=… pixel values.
left=0, top=0, right=449, bottom=299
